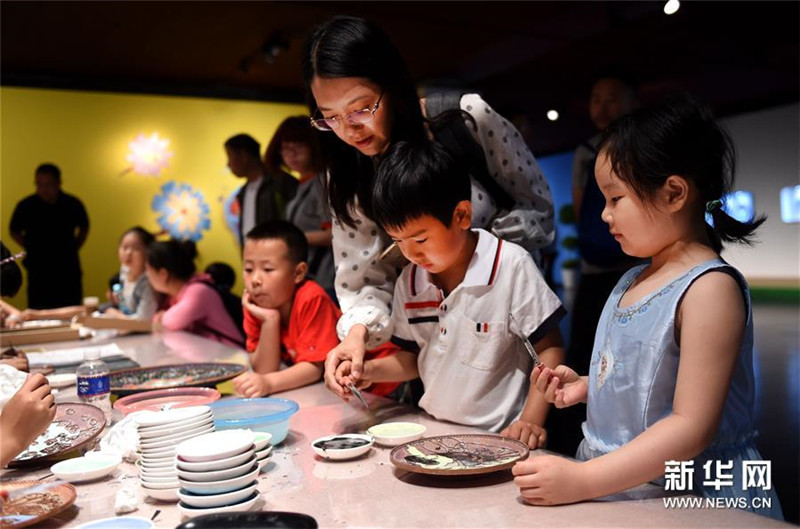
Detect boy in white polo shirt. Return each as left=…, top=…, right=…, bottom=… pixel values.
left=335, top=141, right=565, bottom=448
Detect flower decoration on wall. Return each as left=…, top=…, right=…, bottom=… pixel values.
left=151, top=181, right=211, bottom=242
left=221, top=188, right=241, bottom=237
left=126, top=133, right=173, bottom=176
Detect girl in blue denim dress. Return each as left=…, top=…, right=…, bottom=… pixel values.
left=513, top=95, right=782, bottom=521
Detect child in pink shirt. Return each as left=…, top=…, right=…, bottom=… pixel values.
left=146, top=240, right=244, bottom=347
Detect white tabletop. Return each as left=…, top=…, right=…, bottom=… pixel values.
left=1, top=331, right=791, bottom=528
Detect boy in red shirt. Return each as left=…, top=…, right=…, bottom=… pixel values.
left=233, top=221, right=397, bottom=397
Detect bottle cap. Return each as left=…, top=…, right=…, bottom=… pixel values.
left=84, top=350, right=101, bottom=361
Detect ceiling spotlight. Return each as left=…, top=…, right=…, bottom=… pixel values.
left=664, top=0, right=680, bottom=15
left=546, top=110, right=559, bottom=121
left=261, top=32, right=289, bottom=64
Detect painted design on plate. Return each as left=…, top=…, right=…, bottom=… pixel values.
left=390, top=434, right=529, bottom=475
left=0, top=480, right=77, bottom=529
left=12, top=404, right=104, bottom=463
left=110, top=363, right=245, bottom=394
left=151, top=181, right=210, bottom=242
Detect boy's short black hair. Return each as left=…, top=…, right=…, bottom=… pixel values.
left=224, top=134, right=261, bottom=159
left=245, top=221, right=308, bottom=264
left=371, top=140, right=471, bottom=230
left=35, top=163, right=61, bottom=181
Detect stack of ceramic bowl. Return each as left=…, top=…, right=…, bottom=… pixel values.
left=137, top=406, right=214, bottom=501
left=253, top=432, right=273, bottom=471
left=175, top=429, right=261, bottom=518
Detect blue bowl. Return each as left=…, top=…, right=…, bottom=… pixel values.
left=209, top=398, right=299, bottom=444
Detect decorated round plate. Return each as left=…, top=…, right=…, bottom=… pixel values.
left=389, top=434, right=529, bottom=476
left=0, top=479, right=77, bottom=528
left=110, top=363, right=246, bottom=396
left=10, top=403, right=106, bottom=466
left=114, top=387, right=221, bottom=414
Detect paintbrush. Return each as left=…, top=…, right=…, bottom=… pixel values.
left=347, top=383, right=370, bottom=411
left=508, top=313, right=543, bottom=367
left=0, top=251, right=25, bottom=266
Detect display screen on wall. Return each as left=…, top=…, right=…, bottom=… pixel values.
left=780, top=185, right=800, bottom=223
left=706, top=190, right=755, bottom=226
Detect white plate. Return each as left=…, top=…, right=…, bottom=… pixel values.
left=177, top=481, right=257, bottom=508
left=75, top=516, right=154, bottom=529
left=50, top=454, right=120, bottom=482
left=140, top=479, right=180, bottom=490
left=46, top=373, right=77, bottom=388
left=141, top=485, right=179, bottom=502
left=178, top=491, right=259, bottom=518
left=136, top=406, right=211, bottom=428
left=311, top=434, right=374, bottom=460
left=253, top=432, right=272, bottom=451
left=176, top=455, right=256, bottom=482
left=179, top=465, right=259, bottom=495
left=366, top=422, right=427, bottom=447
left=176, top=449, right=253, bottom=472
left=139, top=426, right=214, bottom=450
left=138, top=418, right=214, bottom=440
left=140, top=454, right=175, bottom=466
left=176, top=429, right=255, bottom=462
left=140, top=467, right=177, bottom=479
left=255, top=445, right=272, bottom=460
left=140, top=473, right=179, bottom=484
left=258, top=456, right=271, bottom=472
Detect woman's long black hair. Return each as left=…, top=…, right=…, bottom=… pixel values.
left=600, top=93, right=765, bottom=253
left=302, top=15, right=427, bottom=228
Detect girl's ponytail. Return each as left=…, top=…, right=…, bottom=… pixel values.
left=705, top=199, right=766, bottom=254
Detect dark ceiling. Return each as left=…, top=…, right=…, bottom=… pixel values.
left=2, top=1, right=798, bottom=154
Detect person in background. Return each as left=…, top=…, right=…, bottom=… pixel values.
left=549, top=74, right=639, bottom=456
left=9, top=163, right=89, bottom=309
left=204, top=262, right=237, bottom=294
left=514, top=95, right=783, bottom=520
left=0, top=373, right=56, bottom=468
left=333, top=141, right=565, bottom=448
left=225, top=134, right=298, bottom=247
left=233, top=221, right=398, bottom=398
left=264, top=116, right=335, bottom=296
left=146, top=240, right=245, bottom=347
left=15, top=227, right=159, bottom=323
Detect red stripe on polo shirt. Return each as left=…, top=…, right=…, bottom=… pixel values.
left=488, top=239, right=503, bottom=285
left=405, top=301, right=440, bottom=310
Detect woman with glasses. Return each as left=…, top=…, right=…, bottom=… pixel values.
left=264, top=116, right=335, bottom=295
left=302, top=15, right=556, bottom=396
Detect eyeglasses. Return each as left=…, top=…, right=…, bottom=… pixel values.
left=310, top=93, right=383, bottom=131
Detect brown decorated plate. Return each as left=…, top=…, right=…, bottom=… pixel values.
left=109, top=362, right=246, bottom=396
left=9, top=403, right=105, bottom=467
left=390, top=434, right=529, bottom=476
left=0, top=480, right=77, bottom=528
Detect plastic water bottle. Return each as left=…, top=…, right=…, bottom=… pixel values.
left=111, top=283, right=129, bottom=314
left=76, top=350, right=112, bottom=425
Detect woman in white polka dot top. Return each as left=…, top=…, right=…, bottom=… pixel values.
left=302, top=15, right=556, bottom=396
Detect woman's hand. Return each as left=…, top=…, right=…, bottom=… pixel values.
left=242, top=293, right=281, bottom=322
left=233, top=372, right=271, bottom=398
left=500, top=420, right=547, bottom=449
left=0, top=374, right=56, bottom=467
left=512, top=454, right=591, bottom=505
left=323, top=325, right=368, bottom=399
left=530, top=365, right=587, bottom=408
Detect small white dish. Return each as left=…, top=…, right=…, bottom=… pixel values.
left=179, top=465, right=259, bottom=495
left=176, top=429, right=255, bottom=463
left=178, top=491, right=259, bottom=518
left=140, top=426, right=214, bottom=450
left=136, top=406, right=211, bottom=428
left=176, top=449, right=253, bottom=472
left=141, top=445, right=176, bottom=457
left=255, top=446, right=272, bottom=460
left=50, top=454, right=121, bottom=482
left=176, top=455, right=256, bottom=482
left=366, top=422, right=427, bottom=447
left=141, top=485, right=179, bottom=502
left=177, top=480, right=257, bottom=508
left=253, top=432, right=272, bottom=452
left=311, top=434, right=373, bottom=460
left=139, top=419, right=214, bottom=440
left=138, top=416, right=213, bottom=438
left=140, top=456, right=175, bottom=467
left=46, top=373, right=77, bottom=388
left=140, top=479, right=180, bottom=490
left=140, top=473, right=179, bottom=484
left=257, top=456, right=270, bottom=472
left=75, top=515, right=154, bottom=529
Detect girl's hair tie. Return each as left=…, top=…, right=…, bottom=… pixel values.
left=705, top=199, right=723, bottom=212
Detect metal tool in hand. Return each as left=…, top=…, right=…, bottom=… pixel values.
left=508, top=313, right=543, bottom=367
left=347, top=383, right=370, bottom=411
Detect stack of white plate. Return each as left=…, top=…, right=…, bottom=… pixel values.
left=253, top=432, right=273, bottom=471
left=175, top=429, right=260, bottom=517
left=137, top=406, right=215, bottom=501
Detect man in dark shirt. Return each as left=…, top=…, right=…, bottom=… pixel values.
left=225, top=134, right=298, bottom=248
left=9, top=163, right=89, bottom=308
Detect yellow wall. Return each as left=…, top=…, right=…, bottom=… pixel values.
left=1, top=87, right=306, bottom=308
